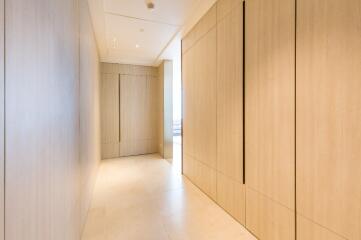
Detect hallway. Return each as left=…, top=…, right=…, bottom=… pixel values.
left=1, top=0, right=361, bottom=239
left=81, top=153, right=256, bottom=240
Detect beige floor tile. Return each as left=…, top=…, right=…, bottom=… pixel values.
left=82, top=140, right=256, bottom=240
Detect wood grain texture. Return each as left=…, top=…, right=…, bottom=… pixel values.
left=246, top=0, right=295, bottom=209
left=79, top=0, right=101, bottom=231
left=182, top=48, right=195, bottom=161
left=216, top=0, right=243, bottom=184
left=120, top=74, right=159, bottom=156
left=158, top=63, right=164, bottom=156
left=217, top=172, right=245, bottom=224
left=101, top=73, right=120, bottom=159
left=297, top=215, right=346, bottom=240
left=182, top=5, right=217, bottom=199
left=245, top=0, right=295, bottom=238
left=216, top=0, right=245, bottom=225
left=0, top=0, right=3, bottom=239
left=217, top=0, right=240, bottom=21
left=182, top=4, right=217, bottom=54
left=5, top=0, right=81, bottom=239
left=100, top=63, right=160, bottom=159
left=296, top=0, right=361, bottom=239
left=246, top=188, right=295, bottom=240
left=160, top=60, right=173, bottom=161
left=193, top=28, right=217, bottom=170
left=183, top=155, right=217, bottom=200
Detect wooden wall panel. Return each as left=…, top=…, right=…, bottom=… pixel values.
left=297, top=215, right=345, bottom=240
left=216, top=173, right=245, bottom=223
left=79, top=0, right=101, bottom=231
left=100, top=63, right=160, bottom=159
left=216, top=0, right=245, bottom=225
left=217, top=0, right=240, bottom=21
left=120, top=74, right=159, bottom=156
left=216, top=0, right=243, bottom=180
left=147, top=75, right=160, bottom=153
left=120, top=74, right=145, bottom=156
left=182, top=46, right=196, bottom=192
left=183, top=0, right=361, bottom=239
left=183, top=156, right=217, bottom=199
left=245, top=0, right=295, bottom=238
left=182, top=50, right=195, bottom=161
left=158, top=63, right=164, bottom=156
left=5, top=0, right=81, bottom=239
left=158, top=60, right=173, bottom=161
left=162, top=61, right=173, bottom=160
left=182, top=4, right=217, bottom=200
left=246, top=188, right=295, bottom=239
left=182, top=5, right=217, bottom=54
left=297, top=0, right=361, bottom=239
left=193, top=28, right=217, bottom=170
left=101, top=73, right=120, bottom=159
left=183, top=0, right=246, bottom=224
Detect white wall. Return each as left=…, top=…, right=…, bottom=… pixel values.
left=5, top=0, right=81, bottom=239
left=4, top=0, right=101, bottom=239
left=79, top=0, right=101, bottom=231
left=0, top=0, right=4, bottom=239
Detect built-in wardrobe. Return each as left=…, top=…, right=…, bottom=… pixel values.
left=101, top=62, right=173, bottom=160
left=101, top=63, right=159, bottom=159
left=181, top=0, right=361, bottom=239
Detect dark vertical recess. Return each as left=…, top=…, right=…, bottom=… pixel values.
left=242, top=0, right=246, bottom=185
left=181, top=42, right=183, bottom=175
left=294, top=0, right=297, bottom=239
left=118, top=74, right=121, bottom=143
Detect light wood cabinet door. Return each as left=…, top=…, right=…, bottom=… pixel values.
left=216, top=0, right=245, bottom=225
left=120, top=74, right=159, bottom=157
left=193, top=28, right=217, bottom=171
left=101, top=73, right=120, bottom=159
left=245, top=0, right=296, bottom=238
left=182, top=5, right=217, bottom=200
left=182, top=47, right=195, bottom=162
left=296, top=0, right=361, bottom=239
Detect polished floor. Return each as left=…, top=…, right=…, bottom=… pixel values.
left=82, top=138, right=256, bottom=240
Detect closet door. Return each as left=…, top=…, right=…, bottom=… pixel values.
left=182, top=5, right=217, bottom=200
left=245, top=0, right=295, bottom=238
left=297, top=0, right=361, bottom=239
left=120, top=74, right=159, bottom=156
left=216, top=0, right=245, bottom=225
left=101, top=73, right=120, bottom=159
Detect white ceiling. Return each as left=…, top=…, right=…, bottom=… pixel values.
left=87, top=0, right=203, bottom=66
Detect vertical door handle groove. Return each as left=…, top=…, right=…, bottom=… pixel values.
left=242, top=0, right=246, bottom=185
left=118, top=75, right=121, bottom=143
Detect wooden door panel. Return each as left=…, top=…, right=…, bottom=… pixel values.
left=245, top=0, right=295, bottom=238
left=246, top=188, right=295, bottom=240
left=101, top=73, right=119, bottom=159
left=182, top=5, right=217, bottom=199
left=297, top=0, right=361, bottom=239
left=120, top=74, right=158, bottom=156
left=193, top=28, right=217, bottom=170
left=216, top=0, right=245, bottom=225
left=297, top=215, right=345, bottom=240
left=216, top=0, right=243, bottom=183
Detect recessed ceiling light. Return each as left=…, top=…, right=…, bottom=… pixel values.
left=136, top=44, right=140, bottom=48
left=146, top=1, right=155, bottom=11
